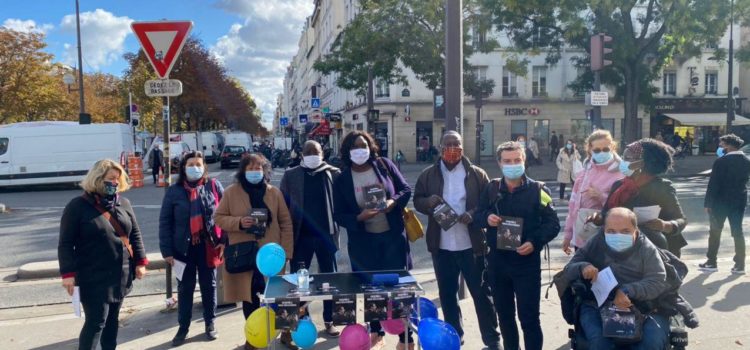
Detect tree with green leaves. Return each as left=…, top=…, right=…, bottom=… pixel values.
left=483, top=0, right=735, bottom=143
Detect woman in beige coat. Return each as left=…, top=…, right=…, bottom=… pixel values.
left=214, top=153, right=295, bottom=350
left=556, top=139, right=581, bottom=202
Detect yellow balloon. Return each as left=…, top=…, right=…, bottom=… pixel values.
left=245, top=307, right=279, bottom=348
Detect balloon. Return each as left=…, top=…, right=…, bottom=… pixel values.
left=410, top=297, right=439, bottom=326
left=418, top=318, right=460, bottom=350
left=381, top=318, right=406, bottom=335
left=256, top=243, right=287, bottom=277
left=339, top=324, right=370, bottom=350
left=292, top=319, right=317, bottom=349
left=245, top=307, right=279, bottom=348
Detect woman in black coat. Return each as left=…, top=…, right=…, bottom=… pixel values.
left=58, top=159, right=148, bottom=350
left=592, top=138, right=688, bottom=257
left=159, top=151, right=226, bottom=346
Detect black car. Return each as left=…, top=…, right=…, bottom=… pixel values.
left=220, top=145, right=247, bottom=169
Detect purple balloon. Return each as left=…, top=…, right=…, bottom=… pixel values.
left=339, top=324, right=370, bottom=350
left=381, top=318, right=406, bottom=335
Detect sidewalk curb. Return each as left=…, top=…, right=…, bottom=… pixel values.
left=16, top=253, right=167, bottom=280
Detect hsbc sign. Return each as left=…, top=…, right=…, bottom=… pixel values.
left=504, top=107, right=541, bottom=116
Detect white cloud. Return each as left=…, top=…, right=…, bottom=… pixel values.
left=212, top=0, right=313, bottom=128
left=2, top=19, right=54, bottom=34
left=60, top=9, right=132, bottom=70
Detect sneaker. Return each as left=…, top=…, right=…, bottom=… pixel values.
left=171, top=326, right=189, bottom=347
left=698, top=262, right=718, bottom=272
left=205, top=323, right=218, bottom=341
left=280, top=330, right=299, bottom=350
left=731, top=266, right=746, bottom=275
left=324, top=322, right=341, bottom=337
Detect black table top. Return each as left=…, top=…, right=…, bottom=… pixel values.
left=261, top=270, right=424, bottom=302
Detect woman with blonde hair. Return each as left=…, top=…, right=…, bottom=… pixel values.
left=561, top=130, right=624, bottom=254
left=58, top=159, right=149, bottom=350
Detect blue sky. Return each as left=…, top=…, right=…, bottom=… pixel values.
left=2, top=0, right=314, bottom=128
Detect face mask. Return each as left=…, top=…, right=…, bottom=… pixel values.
left=592, top=151, right=613, bottom=164
left=442, top=147, right=463, bottom=164
left=186, top=166, right=204, bottom=181
left=103, top=181, right=118, bottom=196
left=716, top=147, right=725, bottom=157
left=501, top=163, right=525, bottom=180
left=605, top=233, right=634, bottom=252
left=303, top=155, right=322, bottom=169
left=566, top=143, right=573, bottom=150
left=619, top=160, right=635, bottom=177
left=350, top=148, right=370, bottom=165
left=245, top=171, right=264, bottom=184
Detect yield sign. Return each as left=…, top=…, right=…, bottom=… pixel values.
left=131, top=21, right=193, bottom=79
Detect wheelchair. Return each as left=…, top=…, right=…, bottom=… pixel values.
left=564, top=279, right=689, bottom=350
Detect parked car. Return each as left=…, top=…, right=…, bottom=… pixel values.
left=220, top=145, right=247, bottom=169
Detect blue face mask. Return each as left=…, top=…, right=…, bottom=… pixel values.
left=566, top=143, right=573, bottom=150
left=605, top=233, right=634, bottom=252
left=716, top=147, right=725, bottom=157
left=592, top=151, right=613, bottom=164
left=103, top=181, right=118, bottom=196
left=619, top=160, right=635, bottom=177
left=186, top=166, right=204, bottom=181
left=245, top=171, right=264, bottom=184
left=501, top=163, right=525, bottom=180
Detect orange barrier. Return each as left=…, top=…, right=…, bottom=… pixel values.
left=157, top=167, right=167, bottom=187
left=127, top=154, right=145, bottom=188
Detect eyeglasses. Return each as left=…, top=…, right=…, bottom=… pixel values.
left=591, top=147, right=611, bottom=153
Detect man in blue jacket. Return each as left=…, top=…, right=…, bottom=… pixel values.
left=474, top=141, right=560, bottom=350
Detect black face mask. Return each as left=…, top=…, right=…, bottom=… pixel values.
left=103, top=181, right=118, bottom=197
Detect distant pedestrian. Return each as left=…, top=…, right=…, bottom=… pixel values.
left=671, top=132, right=683, bottom=149
left=556, top=139, right=581, bottom=202
left=685, top=132, right=694, bottom=155
left=58, top=159, right=148, bottom=350
left=528, top=137, right=542, bottom=165
left=549, top=131, right=559, bottom=161
left=700, top=134, right=750, bottom=274
left=159, top=151, right=226, bottom=346
left=150, top=146, right=164, bottom=184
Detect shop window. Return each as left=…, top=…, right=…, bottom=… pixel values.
left=533, top=120, right=550, bottom=153
left=511, top=120, right=528, bottom=142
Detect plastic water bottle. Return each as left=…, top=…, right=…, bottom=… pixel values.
left=297, top=262, right=310, bottom=293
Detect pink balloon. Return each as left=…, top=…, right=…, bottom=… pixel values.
left=339, top=324, right=370, bottom=350
left=381, top=319, right=406, bottom=335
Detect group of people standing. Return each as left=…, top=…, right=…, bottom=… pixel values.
left=57, top=126, right=747, bottom=350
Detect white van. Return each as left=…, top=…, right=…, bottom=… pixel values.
left=201, top=133, right=220, bottom=162
left=223, top=132, right=253, bottom=150
left=0, top=122, right=134, bottom=187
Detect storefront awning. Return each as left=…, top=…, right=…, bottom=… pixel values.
left=665, top=113, right=750, bottom=126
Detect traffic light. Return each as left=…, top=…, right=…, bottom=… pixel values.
left=590, top=33, right=613, bottom=71
left=124, top=104, right=140, bottom=126
left=124, top=105, right=131, bottom=123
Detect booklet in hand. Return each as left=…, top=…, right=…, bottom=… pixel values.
left=276, top=297, right=300, bottom=330
left=246, top=208, right=268, bottom=237
left=433, top=201, right=460, bottom=231
left=601, top=304, right=642, bottom=340
left=364, top=293, right=389, bottom=322
left=364, top=185, right=387, bottom=210
left=332, top=294, right=357, bottom=326
left=496, top=216, right=523, bottom=250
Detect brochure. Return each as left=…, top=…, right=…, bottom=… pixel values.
left=332, top=294, right=357, bottom=326
left=433, top=202, right=459, bottom=231
left=390, top=292, right=415, bottom=319
left=364, top=185, right=387, bottom=210
left=496, top=216, right=523, bottom=250
left=275, top=297, right=300, bottom=330
left=364, top=293, right=389, bottom=322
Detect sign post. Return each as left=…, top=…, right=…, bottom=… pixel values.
left=131, top=20, right=192, bottom=306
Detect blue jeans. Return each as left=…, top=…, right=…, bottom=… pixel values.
left=579, top=304, right=669, bottom=350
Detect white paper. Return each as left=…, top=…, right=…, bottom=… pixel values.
left=173, top=259, right=187, bottom=281
left=633, top=205, right=661, bottom=223
left=591, top=267, right=619, bottom=307
left=398, top=276, right=416, bottom=284
left=72, top=287, right=82, bottom=318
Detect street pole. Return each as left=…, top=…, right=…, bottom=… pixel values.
left=162, top=95, right=173, bottom=301
left=475, top=95, right=482, bottom=165
left=593, top=70, right=602, bottom=130
left=727, top=0, right=735, bottom=132
left=367, top=66, right=374, bottom=133
left=75, top=0, right=86, bottom=119
left=445, top=0, right=463, bottom=133
left=129, top=91, right=136, bottom=151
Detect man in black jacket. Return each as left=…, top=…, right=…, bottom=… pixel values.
left=700, top=134, right=750, bottom=274
left=280, top=140, right=341, bottom=337
left=474, top=141, right=560, bottom=350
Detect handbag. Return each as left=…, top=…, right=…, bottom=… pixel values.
left=224, top=241, right=258, bottom=274
left=403, top=207, right=424, bottom=242
left=572, top=158, right=584, bottom=178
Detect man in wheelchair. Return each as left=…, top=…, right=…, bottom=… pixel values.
left=559, top=207, right=696, bottom=349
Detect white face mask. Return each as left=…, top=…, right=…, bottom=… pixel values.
left=303, top=155, right=322, bottom=169
left=185, top=166, right=204, bottom=181
left=350, top=148, right=370, bottom=165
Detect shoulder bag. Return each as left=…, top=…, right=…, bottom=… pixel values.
left=224, top=241, right=258, bottom=274
left=377, top=158, right=423, bottom=242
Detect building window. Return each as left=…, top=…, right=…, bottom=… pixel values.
left=473, top=66, right=488, bottom=81
left=375, top=80, right=390, bottom=98
left=502, top=68, right=518, bottom=97
left=663, top=71, right=676, bottom=96
left=705, top=72, right=718, bottom=95
left=533, top=120, right=550, bottom=153
left=471, top=25, right=487, bottom=49
left=532, top=66, right=547, bottom=97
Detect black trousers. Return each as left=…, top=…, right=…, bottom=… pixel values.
left=559, top=181, right=574, bottom=200
left=707, top=206, right=746, bottom=269
left=79, top=300, right=122, bottom=350
left=489, top=253, right=543, bottom=350
left=242, top=267, right=267, bottom=320
left=291, top=231, right=338, bottom=323
left=177, top=241, right=217, bottom=329
left=432, top=249, right=499, bottom=346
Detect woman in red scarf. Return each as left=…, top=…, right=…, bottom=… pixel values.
left=589, top=139, right=687, bottom=257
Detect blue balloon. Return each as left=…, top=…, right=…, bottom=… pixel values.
left=410, top=297, right=439, bottom=327
left=256, top=243, right=286, bottom=277
left=291, top=319, right=317, bottom=349
left=418, top=318, right=460, bottom=350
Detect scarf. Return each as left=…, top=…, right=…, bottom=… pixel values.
left=94, top=193, right=119, bottom=213
left=605, top=174, right=655, bottom=209
left=239, top=177, right=272, bottom=224
left=184, top=179, right=206, bottom=245
left=304, top=163, right=338, bottom=236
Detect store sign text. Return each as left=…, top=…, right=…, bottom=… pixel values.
left=504, top=107, right=541, bottom=116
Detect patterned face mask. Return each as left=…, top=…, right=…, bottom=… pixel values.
left=441, top=147, right=463, bottom=164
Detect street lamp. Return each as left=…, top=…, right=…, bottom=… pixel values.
left=727, top=0, right=735, bottom=132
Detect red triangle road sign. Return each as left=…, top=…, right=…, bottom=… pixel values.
left=131, top=21, right=193, bottom=79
